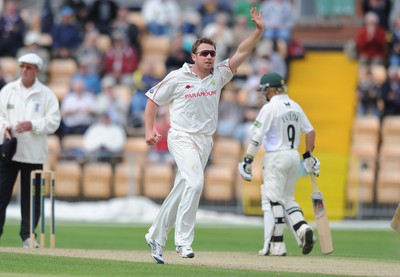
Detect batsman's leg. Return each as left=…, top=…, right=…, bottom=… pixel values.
left=259, top=185, right=274, bottom=256
left=286, top=201, right=315, bottom=255
left=269, top=202, right=287, bottom=256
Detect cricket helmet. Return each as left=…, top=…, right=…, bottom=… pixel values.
left=257, top=72, right=285, bottom=91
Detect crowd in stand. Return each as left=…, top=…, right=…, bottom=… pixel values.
left=355, top=0, right=400, bottom=119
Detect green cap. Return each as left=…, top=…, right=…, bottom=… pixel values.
left=257, top=72, right=285, bottom=91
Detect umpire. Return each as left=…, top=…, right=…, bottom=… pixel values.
left=0, top=53, right=61, bottom=248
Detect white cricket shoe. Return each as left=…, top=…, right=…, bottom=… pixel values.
left=22, top=238, right=40, bottom=248
left=258, top=247, right=268, bottom=256
left=176, top=245, right=195, bottom=258
left=145, top=233, right=164, bottom=264
left=268, top=242, right=287, bottom=256
left=298, top=225, right=315, bottom=255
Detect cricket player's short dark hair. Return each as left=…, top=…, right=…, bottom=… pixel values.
left=192, top=37, right=216, bottom=54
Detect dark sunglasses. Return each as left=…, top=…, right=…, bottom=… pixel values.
left=195, top=50, right=216, bottom=57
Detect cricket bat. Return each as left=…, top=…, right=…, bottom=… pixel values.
left=391, top=203, right=400, bottom=232
left=309, top=172, right=334, bottom=254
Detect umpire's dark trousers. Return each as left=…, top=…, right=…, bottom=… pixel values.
left=0, top=160, right=42, bottom=241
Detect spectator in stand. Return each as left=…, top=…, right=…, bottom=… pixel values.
left=232, top=14, right=254, bottom=53
left=88, top=0, right=118, bottom=35
left=260, top=0, right=295, bottom=46
left=75, top=30, right=104, bottom=76
left=51, top=6, right=82, bottom=59
left=41, top=0, right=54, bottom=34
left=165, top=33, right=193, bottom=72
left=16, top=31, right=51, bottom=83
left=60, top=78, right=96, bottom=137
left=112, top=6, right=141, bottom=55
left=356, top=11, right=387, bottom=66
left=0, top=1, right=26, bottom=57
left=216, top=84, right=246, bottom=139
left=142, top=0, right=181, bottom=37
left=147, top=108, right=174, bottom=165
left=103, top=31, right=140, bottom=86
left=128, top=61, right=162, bottom=128
left=356, top=67, right=381, bottom=116
left=95, top=75, right=129, bottom=127
left=234, top=0, right=261, bottom=27
left=254, top=39, right=287, bottom=80
left=196, top=0, right=233, bottom=29
left=362, top=0, right=392, bottom=31
left=71, top=59, right=101, bottom=95
left=388, top=14, right=400, bottom=67
left=378, top=66, right=400, bottom=117
left=63, top=0, right=89, bottom=32
left=83, top=112, right=126, bottom=165
left=202, top=12, right=234, bottom=63
left=234, top=62, right=270, bottom=145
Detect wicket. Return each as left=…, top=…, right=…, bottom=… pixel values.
left=29, top=170, right=56, bottom=249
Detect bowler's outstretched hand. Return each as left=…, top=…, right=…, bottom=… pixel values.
left=250, top=7, right=265, bottom=30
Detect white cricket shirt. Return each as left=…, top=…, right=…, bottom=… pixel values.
left=145, top=60, right=233, bottom=135
left=250, top=94, right=313, bottom=152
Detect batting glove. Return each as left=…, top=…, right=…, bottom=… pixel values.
left=238, top=157, right=253, bottom=181
left=302, top=151, right=320, bottom=177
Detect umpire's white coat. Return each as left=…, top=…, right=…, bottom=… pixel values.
left=0, top=78, right=61, bottom=164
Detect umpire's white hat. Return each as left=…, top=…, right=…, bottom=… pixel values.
left=18, top=53, right=43, bottom=70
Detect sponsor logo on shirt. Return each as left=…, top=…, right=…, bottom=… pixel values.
left=253, top=120, right=262, bottom=128
left=185, top=90, right=217, bottom=99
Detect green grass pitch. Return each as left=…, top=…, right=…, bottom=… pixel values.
left=0, top=220, right=399, bottom=276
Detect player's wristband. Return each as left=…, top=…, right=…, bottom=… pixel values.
left=303, top=151, right=311, bottom=159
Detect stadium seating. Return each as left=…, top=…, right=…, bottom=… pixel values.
left=142, top=163, right=173, bottom=200
left=346, top=116, right=380, bottom=204
left=54, top=161, right=82, bottom=198
left=211, top=137, right=242, bottom=167
left=123, top=137, right=149, bottom=166
left=48, top=58, right=78, bottom=86
left=351, top=116, right=381, bottom=145
left=82, top=162, right=113, bottom=199
left=47, top=135, right=61, bottom=170
left=113, top=162, right=143, bottom=197
left=0, top=57, right=18, bottom=79
left=376, top=142, right=400, bottom=204
left=203, top=164, right=236, bottom=202
left=48, top=83, right=70, bottom=102
left=381, top=116, right=400, bottom=145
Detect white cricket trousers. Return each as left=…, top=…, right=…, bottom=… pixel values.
left=262, top=149, right=299, bottom=204
left=148, top=129, right=213, bottom=247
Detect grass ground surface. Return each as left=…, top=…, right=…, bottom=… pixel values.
left=0, top=220, right=399, bottom=276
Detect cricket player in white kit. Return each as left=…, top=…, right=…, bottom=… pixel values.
left=144, top=7, right=265, bottom=264
left=238, top=72, right=320, bottom=256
